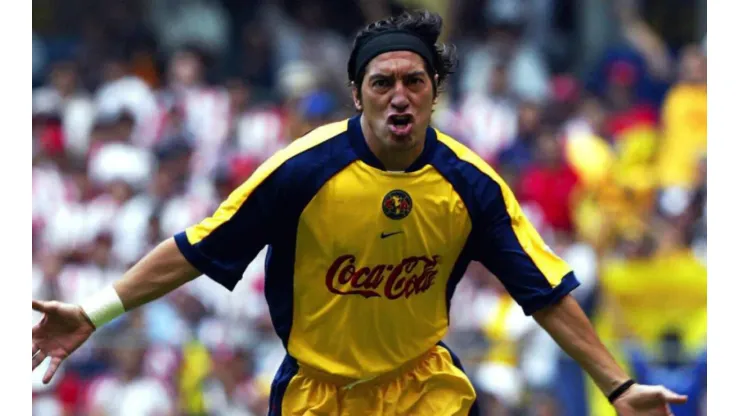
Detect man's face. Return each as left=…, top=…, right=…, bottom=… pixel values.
left=51, top=63, right=77, bottom=96
left=518, top=102, right=540, bottom=134
left=354, top=51, right=436, bottom=151
left=170, top=51, right=203, bottom=87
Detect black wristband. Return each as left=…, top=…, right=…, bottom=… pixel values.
left=608, top=379, right=636, bottom=403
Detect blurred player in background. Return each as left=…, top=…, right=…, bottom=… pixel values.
left=33, top=10, right=687, bottom=416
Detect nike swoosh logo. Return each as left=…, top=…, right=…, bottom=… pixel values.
left=380, top=231, right=403, bottom=239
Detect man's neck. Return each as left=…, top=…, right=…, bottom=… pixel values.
left=360, top=115, right=425, bottom=171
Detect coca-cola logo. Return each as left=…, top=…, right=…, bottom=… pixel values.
left=325, top=254, right=441, bottom=300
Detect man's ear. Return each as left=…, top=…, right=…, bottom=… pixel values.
left=351, top=82, right=362, bottom=111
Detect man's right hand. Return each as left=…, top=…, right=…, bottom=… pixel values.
left=32, top=239, right=201, bottom=385
left=32, top=300, right=95, bottom=384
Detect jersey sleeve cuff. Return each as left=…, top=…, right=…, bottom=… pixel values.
left=174, top=232, right=241, bottom=291
left=520, top=271, right=580, bottom=316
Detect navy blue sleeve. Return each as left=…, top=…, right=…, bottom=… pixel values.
left=433, top=141, right=579, bottom=315
left=174, top=123, right=358, bottom=291
left=174, top=166, right=287, bottom=291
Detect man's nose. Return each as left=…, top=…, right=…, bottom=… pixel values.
left=390, top=83, right=410, bottom=111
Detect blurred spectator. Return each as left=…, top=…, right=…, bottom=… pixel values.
left=85, top=329, right=175, bottom=416
left=201, top=347, right=263, bottom=415
left=564, top=95, right=609, bottom=140
left=114, top=138, right=211, bottom=267
left=55, top=232, right=123, bottom=305
left=263, top=2, right=350, bottom=96
left=548, top=74, right=581, bottom=125
left=472, top=274, right=564, bottom=415
left=88, top=110, right=154, bottom=190
left=455, top=61, right=519, bottom=163
left=600, top=227, right=707, bottom=351
left=229, top=76, right=287, bottom=168
left=41, top=112, right=158, bottom=262
left=496, top=101, right=543, bottom=173
left=562, top=98, right=614, bottom=188
left=33, top=61, right=96, bottom=157
left=655, top=44, right=707, bottom=191
left=600, top=60, right=659, bottom=140
left=32, top=120, right=69, bottom=244
left=233, top=21, right=278, bottom=94
left=614, top=0, right=673, bottom=84
left=517, top=128, right=580, bottom=233
left=157, top=103, right=194, bottom=148
left=626, top=333, right=707, bottom=416
left=460, top=8, right=550, bottom=103
left=157, top=46, right=231, bottom=181
left=584, top=0, right=673, bottom=109
left=474, top=291, right=533, bottom=411
left=147, top=0, right=231, bottom=58
left=94, top=52, right=160, bottom=147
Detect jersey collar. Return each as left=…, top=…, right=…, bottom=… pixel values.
left=347, top=115, right=437, bottom=173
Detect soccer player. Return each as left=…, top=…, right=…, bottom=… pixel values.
left=33, top=10, right=688, bottom=416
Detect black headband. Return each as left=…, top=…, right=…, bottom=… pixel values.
left=348, top=30, right=436, bottom=83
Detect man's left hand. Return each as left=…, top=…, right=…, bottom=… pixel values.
left=613, top=384, right=688, bottom=416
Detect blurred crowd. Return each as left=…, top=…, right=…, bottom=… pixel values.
left=32, top=1, right=707, bottom=415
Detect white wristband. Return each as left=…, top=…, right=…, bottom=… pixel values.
left=79, top=285, right=126, bottom=329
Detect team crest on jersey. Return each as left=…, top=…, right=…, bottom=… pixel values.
left=382, top=190, right=412, bottom=220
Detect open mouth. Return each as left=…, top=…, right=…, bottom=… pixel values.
left=387, top=114, right=413, bottom=137
left=389, top=114, right=412, bottom=125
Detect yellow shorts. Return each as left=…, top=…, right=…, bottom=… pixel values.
left=268, top=342, right=479, bottom=415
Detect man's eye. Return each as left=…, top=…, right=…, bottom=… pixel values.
left=373, top=79, right=390, bottom=88
left=409, top=77, right=423, bottom=85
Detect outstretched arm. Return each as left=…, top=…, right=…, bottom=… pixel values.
left=112, top=237, right=200, bottom=311
left=533, top=295, right=629, bottom=395
left=34, top=142, right=291, bottom=384
left=464, top=162, right=688, bottom=414
left=533, top=295, right=688, bottom=414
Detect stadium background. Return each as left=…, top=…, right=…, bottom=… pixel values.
left=31, top=0, right=707, bottom=415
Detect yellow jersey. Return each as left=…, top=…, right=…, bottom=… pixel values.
left=657, top=83, right=707, bottom=188
left=175, top=116, right=578, bottom=380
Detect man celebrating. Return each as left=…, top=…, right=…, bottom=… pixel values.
left=33, top=10, right=687, bottom=416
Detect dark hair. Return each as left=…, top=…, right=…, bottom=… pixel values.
left=349, top=10, right=458, bottom=99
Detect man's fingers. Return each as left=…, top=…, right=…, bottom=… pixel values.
left=660, top=387, right=688, bottom=404
left=32, top=300, right=51, bottom=313
left=43, top=356, right=63, bottom=384
left=665, top=395, right=688, bottom=404
left=32, top=342, right=39, bottom=357
left=33, top=300, right=62, bottom=317
left=32, top=350, right=46, bottom=370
